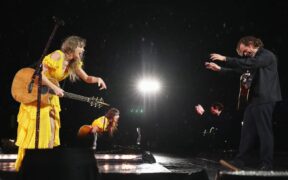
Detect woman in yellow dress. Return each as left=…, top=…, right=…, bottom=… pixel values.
left=78, top=108, right=120, bottom=136
left=77, top=108, right=120, bottom=149
left=91, top=108, right=120, bottom=136
left=15, top=35, right=107, bottom=171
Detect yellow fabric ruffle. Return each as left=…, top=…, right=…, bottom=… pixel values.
left=15, top=95, right=61, bottom=149
left=15, top=96, right=61, bottom=171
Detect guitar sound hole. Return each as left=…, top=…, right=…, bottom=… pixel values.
left=41, top=86, right=49, bottom=94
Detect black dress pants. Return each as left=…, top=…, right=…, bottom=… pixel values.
left=236, top=102, right=276, bottom=167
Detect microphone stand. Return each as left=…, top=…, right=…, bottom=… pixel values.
left=29, top=16, right=64, bottom=149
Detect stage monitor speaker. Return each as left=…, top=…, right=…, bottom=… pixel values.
left=216, top=170, right=288, bottom=180
left=18, top=148, right=98, bottom=180
left=99, top=169, right=209, bottom=180
left=142, top=151, right=156, bottom=163
left=0, top=171, right=17, bottom=180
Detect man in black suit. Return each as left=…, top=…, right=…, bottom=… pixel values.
left=205, top=36, right=282, bottom=170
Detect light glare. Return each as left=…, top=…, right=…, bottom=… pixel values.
left=137, top=79, right=161, bottom=93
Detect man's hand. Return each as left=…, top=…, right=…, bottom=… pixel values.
left=205, top=62, right=221, bottom=72
left=195, top=104, right=205, bottom=115
left=210, top=53, right=226, bottom=61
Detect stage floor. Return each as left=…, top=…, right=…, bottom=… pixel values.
left=1, top=149, right=288, bottom=180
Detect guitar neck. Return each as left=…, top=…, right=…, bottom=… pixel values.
left=48, top=89, right=109, bottom=107
left=63, top=91, right=90, bottom=102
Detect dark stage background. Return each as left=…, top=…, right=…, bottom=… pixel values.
left=1, top=0, right=288, bottom=153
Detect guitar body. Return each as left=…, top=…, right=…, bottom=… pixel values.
left=11, top=67, right=56, bottom=105
left=77, top=125, right=93, bottom=138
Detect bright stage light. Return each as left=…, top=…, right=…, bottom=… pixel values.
left=137, top=79, right=161, bottom=94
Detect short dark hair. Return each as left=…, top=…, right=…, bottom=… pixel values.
left=211, top=102, right=224, bottom=111
left=236, top=36, right=264, bottom=50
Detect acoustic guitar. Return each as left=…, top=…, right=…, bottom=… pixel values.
left=11, top=67, right=109, bottom=108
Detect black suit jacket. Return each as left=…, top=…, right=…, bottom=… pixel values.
left=223, top=48, right=282, bottom=105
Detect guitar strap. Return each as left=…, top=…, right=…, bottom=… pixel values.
left=103, top=116, right=107, bottom=131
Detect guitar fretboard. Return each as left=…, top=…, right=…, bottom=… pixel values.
left=49, top=89, right=109, bottom=107
left=63, top=92, right=90, bottom=102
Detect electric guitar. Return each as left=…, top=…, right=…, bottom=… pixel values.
left=237, top=70, right=253, bottom=109
left=11, top=67, right=109, bottom=108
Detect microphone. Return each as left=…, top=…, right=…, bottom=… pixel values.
left=52, top=16, right=65, bottom=26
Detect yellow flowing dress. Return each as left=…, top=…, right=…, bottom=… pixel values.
left=15, top=50, right=81, bottom=171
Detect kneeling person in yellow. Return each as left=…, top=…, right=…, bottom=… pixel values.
left=91, top=108, right=120, bottom=135
left=78, top=108, right=120, bottom=150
